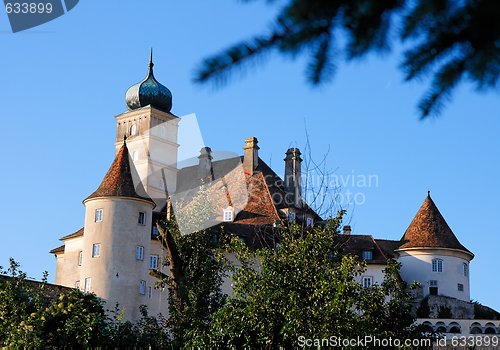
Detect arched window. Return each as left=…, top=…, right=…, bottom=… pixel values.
left=130, top=124, right=137, bottom=136
left=432, top=258, right=443, bottom=272
left=449, top=322, right=461, bottom=334
left=470, top=322, right=482, bottom=334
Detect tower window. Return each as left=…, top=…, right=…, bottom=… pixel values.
left=75, top=280, right=80, bottom=290
left=92, top=243, right=101, bottom=258
left=463, top=263, right=468, bottom=277
left=223, top=208, right=233, bottom=222
left=149, top=255, right=159, bottom=269
left=136, top=245, right=144, bottom=260
left=458, top=283, right=464, bottom=292
left=306, top=217, right=314, bottom=227
left=138, top=212, right=146, bottom=225
left=78, top=250, right=83, bottom=266
left=363, top=276, right=373, bottom=288
left=148, top=286, right=153, bottom=299
left=432, top=258, right=443, bottom=272
left=130, top=124, right=137, bottom=136
left=95, top=209, right=103, bottom=222
left=84, top=277, right=91, bottom=292
left=139, top=280, right=146, bottom=295
left=288, top=212, right=296, bottom=223
left=362, top=250, right=373, bottom=261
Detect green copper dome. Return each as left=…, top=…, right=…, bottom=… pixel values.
left=125, top=50, right=172, bottom=113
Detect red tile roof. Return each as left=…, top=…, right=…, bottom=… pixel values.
left=60, top=227, right=84, bottom=240
left=398, top=194, right=472, bottom=256
left=337, top=234, right=391, bottom=264
left=84, top=143, right=155, bottom=206
left=49, top=245, right=65, bottom=254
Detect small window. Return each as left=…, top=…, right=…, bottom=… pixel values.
left=458, top=283, right=464, bottom=292
left=362, top=250, right=373, bottom=261
left=149, top=255, right=159, bottom=269
left=95, top=209, right=103, bottom=223
left=138, top=212, right=146, bottom=225
left=139, top=280, right=146, bottom=295
left=130, top=124, right=137, bottom=136
left=78, top=251, right=83, bottom=266
left=136, top=246, right=144, bottom=260
left=463, top=263, right=468, bottom=277
left=133, top=151, right=139, bottom=161
left=223, top=208, right=233, bottom=222
left=432, top=258, right=443, bottom=272
left=75, top=280, right=80, bottom=290
left=152, top=226, right=159, bottom=237
left=306, top=217, right=313, bottom=227
left=429, top=280, right=438, bottom=295
left=92, top=243, right=101, bottom=258
left=363, top=276, right=373, bottom=288
left=84, top=277, right=91, bottom=292
left=288, top=212, right=296, bottom=223
left=148, top=285, right=153, bottom=299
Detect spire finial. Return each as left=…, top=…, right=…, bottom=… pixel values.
left=427, top=190, right=431, bottom=197
left=123, top=134, right=127, bottom=146
left=148, top=48, right=154, bottom=72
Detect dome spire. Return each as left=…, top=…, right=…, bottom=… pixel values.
left=125, top=50, right=173, bottom=113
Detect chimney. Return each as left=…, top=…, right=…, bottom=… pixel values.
left=284, top=148, right=302, bottom=207
left=343, top=225, right=351, bottom=235
left=243, top=137, right=259, bottom=174
left=198, top=147, right=214, bottom=181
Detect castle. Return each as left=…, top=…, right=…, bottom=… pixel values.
left=50, top=55, right=499, bottom=335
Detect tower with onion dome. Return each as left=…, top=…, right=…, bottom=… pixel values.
left=396, top=192, right=474, bottom=302
left=118, top=49, right=179, bottom=209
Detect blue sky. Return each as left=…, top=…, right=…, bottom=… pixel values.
left=0, top=1, right=498, bottom=311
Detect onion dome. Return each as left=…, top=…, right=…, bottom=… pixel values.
left=125, top=49, right=172, bottom=113
left=398, top=192, right=473, bottom=257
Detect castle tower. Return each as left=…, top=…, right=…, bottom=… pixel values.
left=117, top=50, right=179, bottom=209
left=81, top=140, right=156, bottom=320
left=396, top=193, right=474, bottom=302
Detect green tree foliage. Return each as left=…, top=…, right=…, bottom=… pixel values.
left=195, top=0, right=500, bottom=118
left=0, top=258, right=171, bottom=348
left=204, top=213, right=424, bottom=348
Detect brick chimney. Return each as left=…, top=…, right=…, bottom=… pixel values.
left=198, top=147, right=214, bottom=181
left=243, top=137, right=259, bottom=174
left=284, top=148, right=302, bottom=207
left=343, top=225, right=351, bottom=235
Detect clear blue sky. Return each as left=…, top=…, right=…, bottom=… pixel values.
left=0, top=1, right=498, bottom=311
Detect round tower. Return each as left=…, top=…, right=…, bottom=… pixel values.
left=396, top=192, right=474, bottom=302
left=81, top=139, right=156, bottom=320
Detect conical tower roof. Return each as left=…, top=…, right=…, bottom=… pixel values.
left=399, top=192, right=472, bottom=256
left=84, top=140, right=155, bottom=206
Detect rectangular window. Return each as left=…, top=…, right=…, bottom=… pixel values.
left=458, top=283, right=464, bottom=292
left=139, top=280, right=146, bottom=295
left=362, top=250, right=373, bottom=261
left=148, top=285, right=153, bottom=299
left=92, top=243, right=101, bottom=258
left=289, top=212, right=296, bottom=223
left=429, top=280, right=438, bottom=296
left=95, top=209, right=103, bottom=222
left=306, top=217, right=314, bottom=227
left=84, top=277, right=91, bottom=292
left=152, top=226, right=160, bottom=237
left=138, top=212, right=146, bottom=225
left=363, top=276, right=373, bottom=288
left=136, top=246, right=144, bottom=260
left=463, top=263, right=468, bottom=277
left=432, top=259, right=443, bottom=272
left=75, top=280, right=80, bottom=290
left=149, top=255, right=159, bottom=269
left=78, top=250, right=83, bottom=266
left=223, top=208, right=233, bottom=222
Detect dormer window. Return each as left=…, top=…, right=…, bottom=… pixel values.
left=288, top=212, right=296, bottom=223
left=223, top=207, right=234, bottom=222
left=362, top=250, right=373, bottom=261
left=432, top=258, right=443, bottom=272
